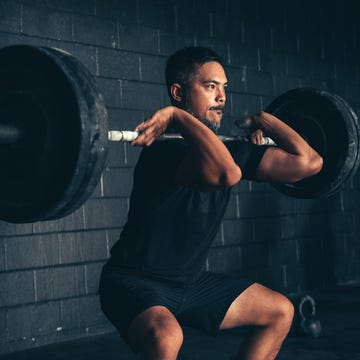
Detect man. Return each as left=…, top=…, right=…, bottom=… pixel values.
left=99, top=47, right=323, bottom=360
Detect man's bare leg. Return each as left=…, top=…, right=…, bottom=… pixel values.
left=220, top=283, right=294, bottom=360
left=127, top=306, right=183, bottom=360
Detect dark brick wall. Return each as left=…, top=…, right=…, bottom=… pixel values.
left=0, top=0, right=359, bottom=355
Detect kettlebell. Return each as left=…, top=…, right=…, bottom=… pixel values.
left=297, top=295, right=322, bottom=338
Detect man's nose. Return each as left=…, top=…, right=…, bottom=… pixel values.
left=216, top=88, right=226, bottom=103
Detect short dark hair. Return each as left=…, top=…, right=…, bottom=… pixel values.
left=165, top=46, right=224, bottom=104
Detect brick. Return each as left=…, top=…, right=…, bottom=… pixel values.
left=230, top=93, right=262, bottom=118
left=7, top=301, right=61, bottom=341
left=234, top=179, right=251, bottom=193
left=284, top=264, right=306, bottom=293
left=102, top=167, right=133, bottom=197
left=58, top=230, right=107, bottom=264
left=246, top=69, right=274, bottom=96
left=78, top=295, right=107, bottom=331
left=122, top=80, right=163, bottom=111
left=286, top=54, right=315, bottom=78
left=225, top=66, right=247, bottom=94
left=272, top=28, right=298, bottom=54
left=33, top=205, right=85, bottom=233
left=140, top=54, right=167, bottom=84
left=224, top=193, right=238, bottom=219
left=138, top=0, right=176, bottom=32
left=107, top=107, right=145, bottom=134
left=238, top=192, right=274, bottom=218
left=96, top=78, right=121, bottom=108
left=254, top=217, right=282, bottom=243
left=21, top=5, right=72, bottom=41
left=17, top=0, right=47, bottom=6
left=0, top=32, right=48, bottom=49
left=0, top=308, right=6, bottom=348
left=60, top=297, right=80, bottom=330
left=85, top=262, right=103, bottom=294
left=243, top=19, right=272, bottom=50
left=83, top=198, right=128, bottom=229
left=95, top=0, right=138, bottom=23
left=106, top=141, right=127, bottom=167
left=5, top=234, right=59, bottom=270
left=269, top=239, right=297, bottom=265
left=0, top=238, right=5, bottom=271
left=273, top=75, right=301, bottom=96
left=228, top=43, right=259, bottom=70
left=296, top=213, right=328, bottom=238
left=118, top=23, right=159, bottom=54
left=47, top=0, right=95, bottom=15
left=249, top=180, right=270, bottom=193
left=0, top=271, right=34, bottom=307
left=207, top=246, right=241, bottom=273
left=240, top=243, right=269, bottom=270
left=73, top=14, right=117, bottom=47
left=259, top=49, right=287, bottom=75
left=0, top=0, right=21, bottom=33
left=298, top=32, right=322, bottom=59
left=176, top=3, right=211, bottom=38
left=97, top=48, right=140, bottom=80
left=35, top=265, right=86, bottom=301
left=211, top=13, right=234, bottom=41
left=0, top=221, right=33, bottom=237
left=329, top=211, right=355, bottom=235
left=222, top=218, right=253, bottom=245
left=158, top=30, right=195, bottom=56
left=280, top=215, right=297, bottom=240
left=255, top=265, right=286, bottom=292
left=196, top=37, right=229, bottom=64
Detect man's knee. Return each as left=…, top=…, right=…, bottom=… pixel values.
left=273, top=295, right=294, bottom=331
left=144, top=323, right=184, bottom=355
left=128, top=306, right=183, bottom=357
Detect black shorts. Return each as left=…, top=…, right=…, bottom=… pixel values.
left=99, top=268, right=254, bottom=346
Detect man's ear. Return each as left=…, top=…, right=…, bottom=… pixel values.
left=170, top=83, right=183, bottom=103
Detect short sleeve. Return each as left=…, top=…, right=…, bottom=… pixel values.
left=225, top=140, right=271, bottom=180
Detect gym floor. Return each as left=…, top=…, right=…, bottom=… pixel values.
left=1, top=285, right=359, bottom=360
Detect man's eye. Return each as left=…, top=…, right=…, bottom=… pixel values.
left=207, top=84, right=215, bottom=89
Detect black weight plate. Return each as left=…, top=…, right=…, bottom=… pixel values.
left=266, top=88, right=360, bottom=198
left=39, top=47, right=108, bottom=221
left=0, top=45, right=108, bottom=223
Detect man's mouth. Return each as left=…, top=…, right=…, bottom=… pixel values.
left=209, top=106, right=224, bottom=115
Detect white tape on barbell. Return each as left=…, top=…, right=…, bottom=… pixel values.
left=108, top=130, right=139, bottom=142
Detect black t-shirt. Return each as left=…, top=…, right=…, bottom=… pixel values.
left=106, top=139, right=269, bottom=284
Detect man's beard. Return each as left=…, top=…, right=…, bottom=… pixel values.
left=183, top=101, right=221, bottom=133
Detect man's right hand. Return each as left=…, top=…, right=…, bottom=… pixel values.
left=131, top=106, right=176, bottom=147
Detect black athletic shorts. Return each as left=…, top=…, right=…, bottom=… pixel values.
left=98, top=268, right=254, bottom=347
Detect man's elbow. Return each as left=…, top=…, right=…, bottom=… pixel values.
left=295, top=153, right=323, bottom=181
left=219, top=165, right=242, bottom=187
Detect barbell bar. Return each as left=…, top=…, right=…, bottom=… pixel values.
left=107, top=130, right=276, bottom=145
left=0, top=45, right=359, bottom=223
left=0, top=125, right=275, bottom=145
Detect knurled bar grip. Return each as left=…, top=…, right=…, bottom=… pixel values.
left=107, top=130, right=276, bottom=145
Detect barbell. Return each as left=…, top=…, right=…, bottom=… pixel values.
left=0, top=45, right=359, bottom=223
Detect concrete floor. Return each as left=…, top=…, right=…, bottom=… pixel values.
left=1, top=285, right=359, bottom=360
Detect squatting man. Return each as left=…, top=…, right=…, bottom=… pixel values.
left=99, top=47, right=323, bottom=360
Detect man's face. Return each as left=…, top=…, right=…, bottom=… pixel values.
left=183, top=61, right=227, bottom=130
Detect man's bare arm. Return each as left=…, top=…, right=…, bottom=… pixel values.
left=132, top=106, right=241, bottom=189
left=249, top=112, right=323, bottom=183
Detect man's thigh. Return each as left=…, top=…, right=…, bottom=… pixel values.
left=176, top=272, right=253, bottom=336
